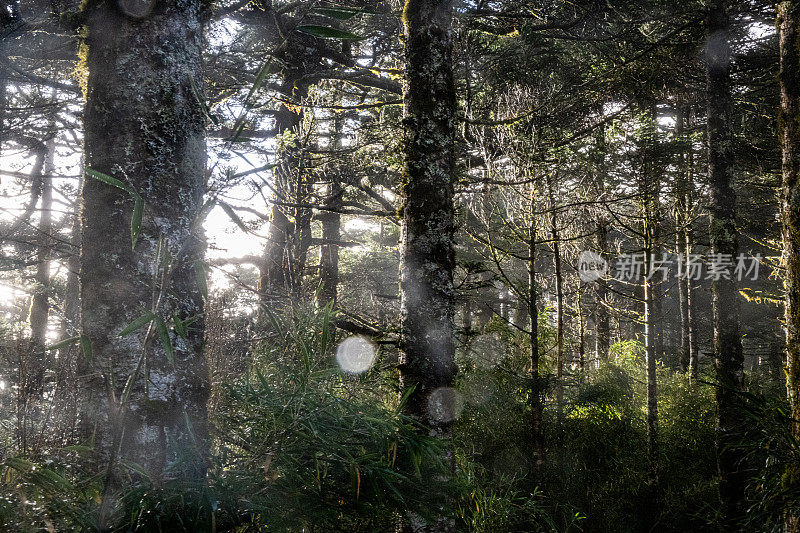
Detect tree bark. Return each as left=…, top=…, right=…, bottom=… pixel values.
left=706, top=0, right=745, bottom=525
left=399, top=0, right=458, bottom=427
left=779, top=2, right=800, bottom=530
left=80, top=0, right=209, bottom=499
left=399, top=1, right=458, bottom=528
left=318, top=178, right=341, bottom=307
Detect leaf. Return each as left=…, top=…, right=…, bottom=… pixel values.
left=46, top=336, right=79, bottom=351
left=173, top=312, right=187, bottom=339
left=296, top=25, right=364, bottom=40
left=218, top=201, right=249, bottom=233
left=119, top=312, right=155, bottom=337
left=248, top=59, right=273, bottom=103
left=261, top=306, right=283, bottom=338
left=131, top=195, right=144, bottom=250
left=229, top=59, right=274, bottom=142
left=194, top=260, right=208, bottom=299
left=5, top=457, right=34, bottom=472
left=155, top=316, right=174, bottom=365
left=80, top=335, right=93, bottom=364
left=188, top=73, right=219, bottom=125
left=118, top=459, right=151, bottom=481
left=311, top=7, right=363, bottom=20
left=86, top=168, right=134, bottom=195
left=87, top=168, right=143, bottom=249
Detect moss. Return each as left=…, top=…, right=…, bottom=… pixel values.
left=74, top=36, right=89, bottom=100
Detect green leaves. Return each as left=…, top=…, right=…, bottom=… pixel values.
left=131, top=195, right=144, bottom=250
left=79, top=334, right=93, bottom=364
left=296, top=25, right=364, bottom=40
left=85, top=168, right=132, bottom=193
left=310, top=7, right=365, bottom=20
left=46, top=336, right=80, bottom=351
left=119, top=311, right=156, bottom=337
left=155, top=316, right=175, bottom=365
left=229, top=58, right=274, bottom=142
left=86, top=168, right=144, bottom=250
left=188, top=72, right=219, bottom=125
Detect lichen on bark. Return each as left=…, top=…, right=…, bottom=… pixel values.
left=79, top=0, right=209, bottom=492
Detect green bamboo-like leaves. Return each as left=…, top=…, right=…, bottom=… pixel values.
left=311, top=7, right=365, bottom=20
left=86, top=168, right=144, bottom=250
left=188, top=72, right=219, bottom=125
left=119, top=311, right=156, bottom=337
left=155, top=316, right=175, bottom=365
left=79, top=334, right=93, bottom=364
left=45, top=336, right=80, bottom=351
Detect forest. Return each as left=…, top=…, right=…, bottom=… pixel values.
left=1, top=0, right=800, bottom=531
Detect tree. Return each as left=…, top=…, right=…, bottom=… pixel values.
left=79, top=0, right=209, bottom=518
left=705, top=0, right=745, bottom=524
left=779, top=1, right=800, bottom=529
left=398, top=0, right=458, bottom=437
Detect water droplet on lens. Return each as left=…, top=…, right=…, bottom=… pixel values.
left=427, top=387, right=463, bottom=425
left=336, top=336, right=376, bottom=374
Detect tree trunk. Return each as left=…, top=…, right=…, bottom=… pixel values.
left=640, top=105, right=660, bottom=484
left=686, top=109, right=700, bottom=380
left=578, top=290, right=586, bottom=377
left=549, top=183, right=565, bottom=425
left=676, top=108, right=692, bottom=375
left=28, top=134, right=56, bottom=392
left=318, top=180, right=341, bottom=307
left=528, top=184, right=544, bottom=476
left=317, top=113, right=343, bottom=309
left=80, top=0, right=209, bottom=503
left=592, top=122, right=610, bottom=364
left=643, top=216, right=658, bottom=485
left=399, top=0, right=458, bottom=427
left=399, top=1, right=458, bottom=528
left=0, top=0, right=18, bottom=146
left=706, top=0, right=745, bottom=525
left=778, top=2, right=800, bottom=530
left=260, top=75, right=308, bottom=303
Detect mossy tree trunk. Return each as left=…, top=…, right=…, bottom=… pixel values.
left=779, top=2, right=800, bottom=530
left=706, top=0, right=745, bottom=524
left=399, top=0, right=458, bottom=436
left=80, top=0, right=209, bottom=497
